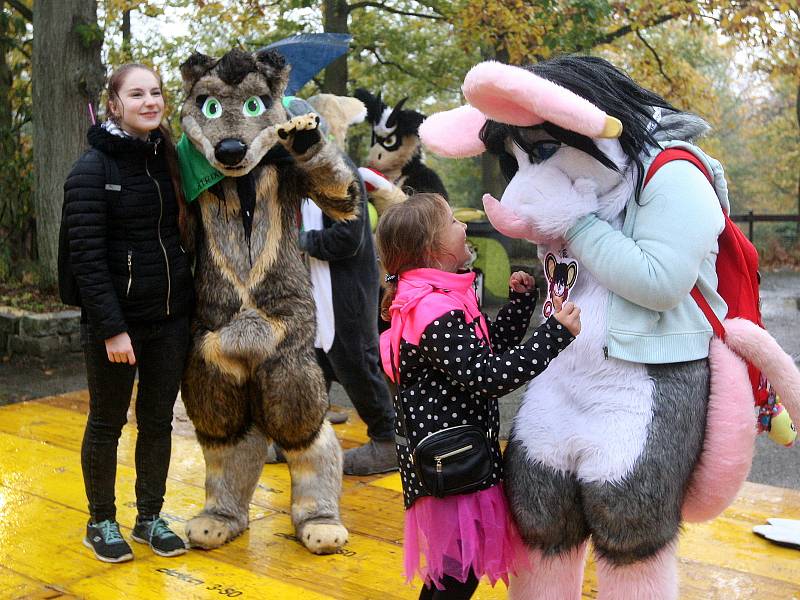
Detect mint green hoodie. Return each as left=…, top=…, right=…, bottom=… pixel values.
left=565, top=140, right=728, bottom=364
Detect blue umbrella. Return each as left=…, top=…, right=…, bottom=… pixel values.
left=265, top=33, right=352, bottom=96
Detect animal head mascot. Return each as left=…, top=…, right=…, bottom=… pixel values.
left=421, top=56, right=800, bottom=599
left=177, top=48, right=357, bottom=555
left=354, top=88, right=448, bottom=215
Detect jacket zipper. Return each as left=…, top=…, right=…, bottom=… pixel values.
left=126, top=250, right=133, bottom=298
left=145, top=142, right=171, bottom=316
left=435, top=444, right=473, bottom=473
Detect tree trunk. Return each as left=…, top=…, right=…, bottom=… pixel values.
left=122, top=9, right=131, bottom=61
left=322, top=0, right=348, bottom=95
left=480, top=153, right=505, bottom=204
left=32, top=0, right=104, bottom=287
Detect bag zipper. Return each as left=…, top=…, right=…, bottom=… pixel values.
left=126, top=250, right=133, bottom=297
left=435, top=444, right=473, bottom=473
left=411, top=426, right=492, bottom=465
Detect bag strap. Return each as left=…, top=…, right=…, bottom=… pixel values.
left=644, top=148, right=725, bottom=340
left=87, top=147, right=123, bottom=235
left=644, top=148, right=713, bottom=187
left=389, top=343, right=411, bottom=447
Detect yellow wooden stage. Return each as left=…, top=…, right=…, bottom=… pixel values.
left=0, top=390, right=798, bottom=600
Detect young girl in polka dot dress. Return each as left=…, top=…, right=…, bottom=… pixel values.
left=376, top=193, right=581, bottom=599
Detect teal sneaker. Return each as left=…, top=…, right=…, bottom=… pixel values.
left=131, top=516, right=187, bottom=557
left=83, top=519, right=134, bottom=563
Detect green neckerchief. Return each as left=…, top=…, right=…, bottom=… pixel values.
left=176, top=134, right=224, bottom=203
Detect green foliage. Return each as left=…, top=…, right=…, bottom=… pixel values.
left=0, top=2, right=34, bottom=281
left=427, top=154, right=482, bottom=207
left=74, top=21, right=104, bottom=49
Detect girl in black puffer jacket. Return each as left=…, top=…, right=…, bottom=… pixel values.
left=63, top=63, right=193, bottom=564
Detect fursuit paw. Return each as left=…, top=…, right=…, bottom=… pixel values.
left=218, top=309, right=279, bottom=363
left=297, top=519, right=349, bottom=555
left=185, top=514, right=242, bottom=549
left=277, top=113, right=322, bottom=156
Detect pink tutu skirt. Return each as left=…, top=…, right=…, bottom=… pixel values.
left=403, top=483, right=530, bottom=590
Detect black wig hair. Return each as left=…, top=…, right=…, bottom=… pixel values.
left=479, top=55, right=680, bottom=195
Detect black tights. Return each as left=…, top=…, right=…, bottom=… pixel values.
left=418, top=570, right=479, bottom=600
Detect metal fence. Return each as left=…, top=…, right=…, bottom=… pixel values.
left=731, top=213, right=800, bottom=242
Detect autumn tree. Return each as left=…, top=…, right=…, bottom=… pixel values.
left=716, top=3, right=800, bottom=221
left=32, top=0, right=104, bottom=286
left=0, top=0, right=32, bottom=279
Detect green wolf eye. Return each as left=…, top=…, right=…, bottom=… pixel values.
left=242, top=96, right=266, bottom=117
left=201, top=97, right=222, bottom=119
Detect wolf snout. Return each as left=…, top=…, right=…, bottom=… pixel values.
left=215, top=139, right=248, bottom=166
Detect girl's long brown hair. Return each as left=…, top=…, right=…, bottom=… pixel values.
left=375, top=193, right=451, bottom=321
left=106, top=63, right=187, bottom=241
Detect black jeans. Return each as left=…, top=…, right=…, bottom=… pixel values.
left=315, top=334, right=395, bottom=442
left=80, top=315, right=190, bottom=523
left=418, top=570, right=480, bottom=600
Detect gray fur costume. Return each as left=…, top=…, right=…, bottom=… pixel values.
left=179, top=49, right=358, bottom=554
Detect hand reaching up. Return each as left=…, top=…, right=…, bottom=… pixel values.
left=552, top=295, right=581, bottom=337
left=509, top=271, right=535, bottom=293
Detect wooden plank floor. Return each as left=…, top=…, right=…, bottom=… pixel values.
left=0, top=390, right=798, bottom=599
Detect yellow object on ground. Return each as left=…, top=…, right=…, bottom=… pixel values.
left=0, top=391, right=799, bottom=598
left=453, top=207, right=486, bottom=222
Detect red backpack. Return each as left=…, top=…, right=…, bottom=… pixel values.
left=644, top=148, right=768, bottom=406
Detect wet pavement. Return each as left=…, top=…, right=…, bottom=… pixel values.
left=2, top=271, right=799, bottom=489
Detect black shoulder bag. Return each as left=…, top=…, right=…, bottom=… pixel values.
left=390, top=298, right=494, bottom=498
left=58, top=149, right=121, bottom=307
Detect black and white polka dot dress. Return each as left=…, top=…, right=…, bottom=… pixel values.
left=392, top=290, right=575, bottom=508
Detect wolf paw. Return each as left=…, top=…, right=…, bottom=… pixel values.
left=277, top=113, right=322, bottom=155
left=297, top=520, right=349, bottom=555
left=186, top=514, right=243, bottom=549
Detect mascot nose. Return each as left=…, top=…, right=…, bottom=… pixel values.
left=215, top=139, right=248, bottom=166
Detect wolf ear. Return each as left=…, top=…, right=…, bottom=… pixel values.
left=404, top=110, right=426, bottom=133
left=254, top=49, right=290, bottom=95
left=354, top=88, right=384, bottom=125
left=180, top=52, right=217, bottom=93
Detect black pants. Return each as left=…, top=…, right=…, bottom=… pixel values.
left=80, top=315, right=190, bottom=523
left=315, top=333, right=394, bottom=441
left=419, top=570, right=480, bottom=600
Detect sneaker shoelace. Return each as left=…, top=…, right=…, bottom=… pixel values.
left=98, top=520, right=125, bottom=544
left=149, top=517, right=175, bottom=540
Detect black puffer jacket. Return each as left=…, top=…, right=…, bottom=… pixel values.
left=63, top=124, right=194, bottom=340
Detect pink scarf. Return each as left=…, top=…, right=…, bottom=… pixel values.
left=380, top=268, right=490, bottom=381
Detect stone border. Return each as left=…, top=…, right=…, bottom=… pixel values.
left=0, top=306, right=82, bottom=359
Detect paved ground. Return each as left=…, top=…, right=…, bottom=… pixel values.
left=2, top=271, right=799, bottom=489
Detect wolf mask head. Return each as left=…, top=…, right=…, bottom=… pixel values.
left=180, top=48, right=290, bottom=176
left=354, top=88, right=426, bottom=174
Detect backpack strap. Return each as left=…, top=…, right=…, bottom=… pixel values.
left=87, top=148, right=124, bottom=242
left=644, top=148, right=725, bottom=340
left=88, top=148, right=122, bottom=201
left=644, top=148, right=713, bottom=187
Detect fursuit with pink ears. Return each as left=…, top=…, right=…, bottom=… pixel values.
left=420, top=55, right=800, bottom=600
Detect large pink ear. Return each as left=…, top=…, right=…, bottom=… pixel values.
left=463, top=61, right=622, bottom=139
left=419, top=105, right=487, bottom=158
